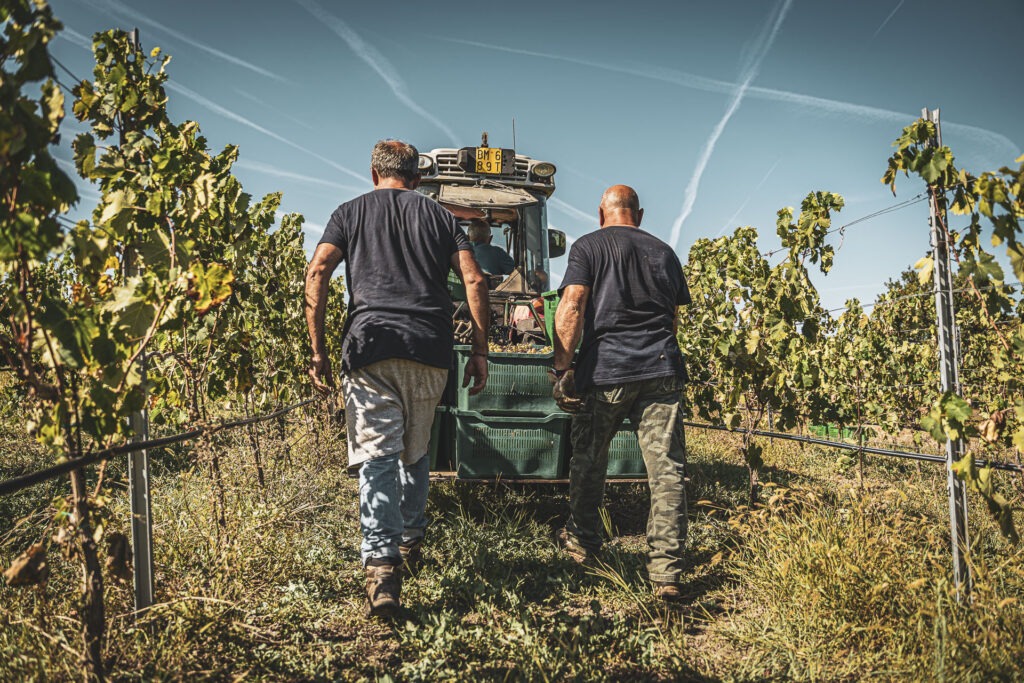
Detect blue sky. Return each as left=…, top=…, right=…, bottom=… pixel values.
left=47, top=0, right=1023, bottom=311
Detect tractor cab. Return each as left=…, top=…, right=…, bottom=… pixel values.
left=416, top=137, right=566, bottom=343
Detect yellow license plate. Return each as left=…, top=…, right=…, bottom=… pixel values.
left=475, top=147, right=503, bottom=174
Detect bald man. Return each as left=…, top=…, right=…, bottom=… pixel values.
left=551, top=185, right=691, bottom=601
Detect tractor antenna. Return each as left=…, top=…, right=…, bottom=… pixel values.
left=512, top=118, right=516, bottom=150
left=481, top=131, right=488, bottom=148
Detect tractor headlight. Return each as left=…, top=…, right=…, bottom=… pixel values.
left=531, top=162, right=556, bottom=179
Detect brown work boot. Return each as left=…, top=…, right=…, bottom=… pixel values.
left=399, top=537, right=424, bottom=575
left=554, top=527, right=595, bottom=566
left=365, top=562, right=402, bottom=617
left=653, top=581, right=683, bottom=602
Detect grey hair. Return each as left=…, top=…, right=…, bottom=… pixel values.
left=467, top=219, right=491, bottom=243
left=371, top=139, right=420, bottom=181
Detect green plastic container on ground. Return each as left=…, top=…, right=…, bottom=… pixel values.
left=453, top=410, right=568, bottom=479
left=455, top=346, right=560, bottom=414
left=605, top=427, right=646, bottom=478
left=809, top=424, right=856, bottom=440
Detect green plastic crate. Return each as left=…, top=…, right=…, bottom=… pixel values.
left=606, top=427, right=646, bottom=478
left=541, top=289, right=559, bottom=345
left=448, top=269, right=466, bottom=301
left=455, top=346, right=559, bottom=414
left=809, top=424, right=855, bottom=440
left=428, top=406, right=452, bottom=469
left=453, top=410, right=568, bottom=479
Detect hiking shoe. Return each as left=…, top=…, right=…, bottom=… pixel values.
left=554, top=527, right=595, bottom=566
left=399, top=538, right=424, bottom=575
left=653, top=581, right=684, bottom=602
left=365, top=563, right=402, bottom=617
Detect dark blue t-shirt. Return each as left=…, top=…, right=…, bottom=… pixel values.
left=558, top=226, right=690, bottom=391
left=318, top=189, right=472, bottom=372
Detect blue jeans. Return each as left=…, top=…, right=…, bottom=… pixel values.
left=359, top=452, right=430, bottom=565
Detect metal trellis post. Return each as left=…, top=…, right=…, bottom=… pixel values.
left=923, top=107, right=971, bottom=599
left=124, top=27, right=155, bottom=613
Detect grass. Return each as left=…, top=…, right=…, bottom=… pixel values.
left=1, top=402, right=1023, bottom=681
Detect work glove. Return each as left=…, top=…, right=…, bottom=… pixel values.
left=549, top=368, right=582, bottom=413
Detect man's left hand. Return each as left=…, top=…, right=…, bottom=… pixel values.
left=309, top=354, right=335, bottom=395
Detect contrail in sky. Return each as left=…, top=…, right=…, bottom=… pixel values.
left=165, top=81, right=369, bottom=186
left=716, top=157, right=783, bottom=236
left=233, top=88, right=318, bottom=133
left=669, top=0, right=793, bottom=250
left=234, top=159, right=365, bottom=194
left=549, top=197, right=598, bottom=227
left=872, top=0, right=905, bottom=39
left=81, top=0, right=287, bottom=82
left=439, top=38, right=1021, bottom=160
left=57, top=26, right=92, bottom=51
left=292, top=0, right=458, bottom=146
left=275, top=210, right=324, bottom=237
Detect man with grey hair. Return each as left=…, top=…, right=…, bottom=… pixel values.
left=305, top=139, right=490, bottom=617
left=467, top=218, right=515, bottom=276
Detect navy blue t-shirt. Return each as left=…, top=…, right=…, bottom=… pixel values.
left=558, top=225, right=690, bottom=391
left=318, top=189, right=472, bottom=372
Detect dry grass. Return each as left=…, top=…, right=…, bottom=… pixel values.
left=1, top=406, right=1022, bottom=681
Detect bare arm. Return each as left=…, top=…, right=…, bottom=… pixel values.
left=451, top=249, right=490, bottom=394
left=554, top=284, right=589, bottom=371
left=305, top=242, right=343, bottom=393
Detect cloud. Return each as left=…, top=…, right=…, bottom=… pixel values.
left=872, top=0, right=905, bottom=39
left=438, top=38, right=1021, bottom=161
left=164, top=80, right=369, bottom=186
left=292, top=0, right=458, bottom=146
left=81, top=0, right=287, bottom=82
left=669, top=0, right=792, bottom=249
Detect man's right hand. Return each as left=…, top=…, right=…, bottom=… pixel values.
left=309, top=354, right=335, bottom=395
left=463, top=353, right=488, bottom=396
left=550, top=369, right=582, bottom=413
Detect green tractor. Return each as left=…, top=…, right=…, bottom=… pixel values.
left=416, top=137, right=645, bottom=482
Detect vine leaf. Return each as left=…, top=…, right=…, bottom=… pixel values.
left=189, top=262, right=235, bottom=314
left=913, top=255, right=934, bottom=285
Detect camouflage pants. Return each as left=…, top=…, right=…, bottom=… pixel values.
left=566, top=375, right=688, bottom=583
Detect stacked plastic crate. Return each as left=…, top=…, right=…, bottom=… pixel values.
left=541, top=290, right=647, bottom=480
left=445, top=346, right=570, bottom=479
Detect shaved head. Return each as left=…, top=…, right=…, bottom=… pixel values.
left=600, top=185, right=640, bottom=212
left=598, top=184, right=643, bottom=228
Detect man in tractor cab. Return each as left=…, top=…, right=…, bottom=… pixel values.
left=467, top=218, right=515, bottom=276
left=550, top=184, right=691, bottom=602
left=304, top=139, right=490, bottom=617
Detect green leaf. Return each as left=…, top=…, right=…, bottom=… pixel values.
left=943, top=394, right=972, bottom=423
left=103, top=280, right=157, bottom=338
left=190, top=262, right=235, bottom=314
left=99, top=189, right=127, bottom=225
